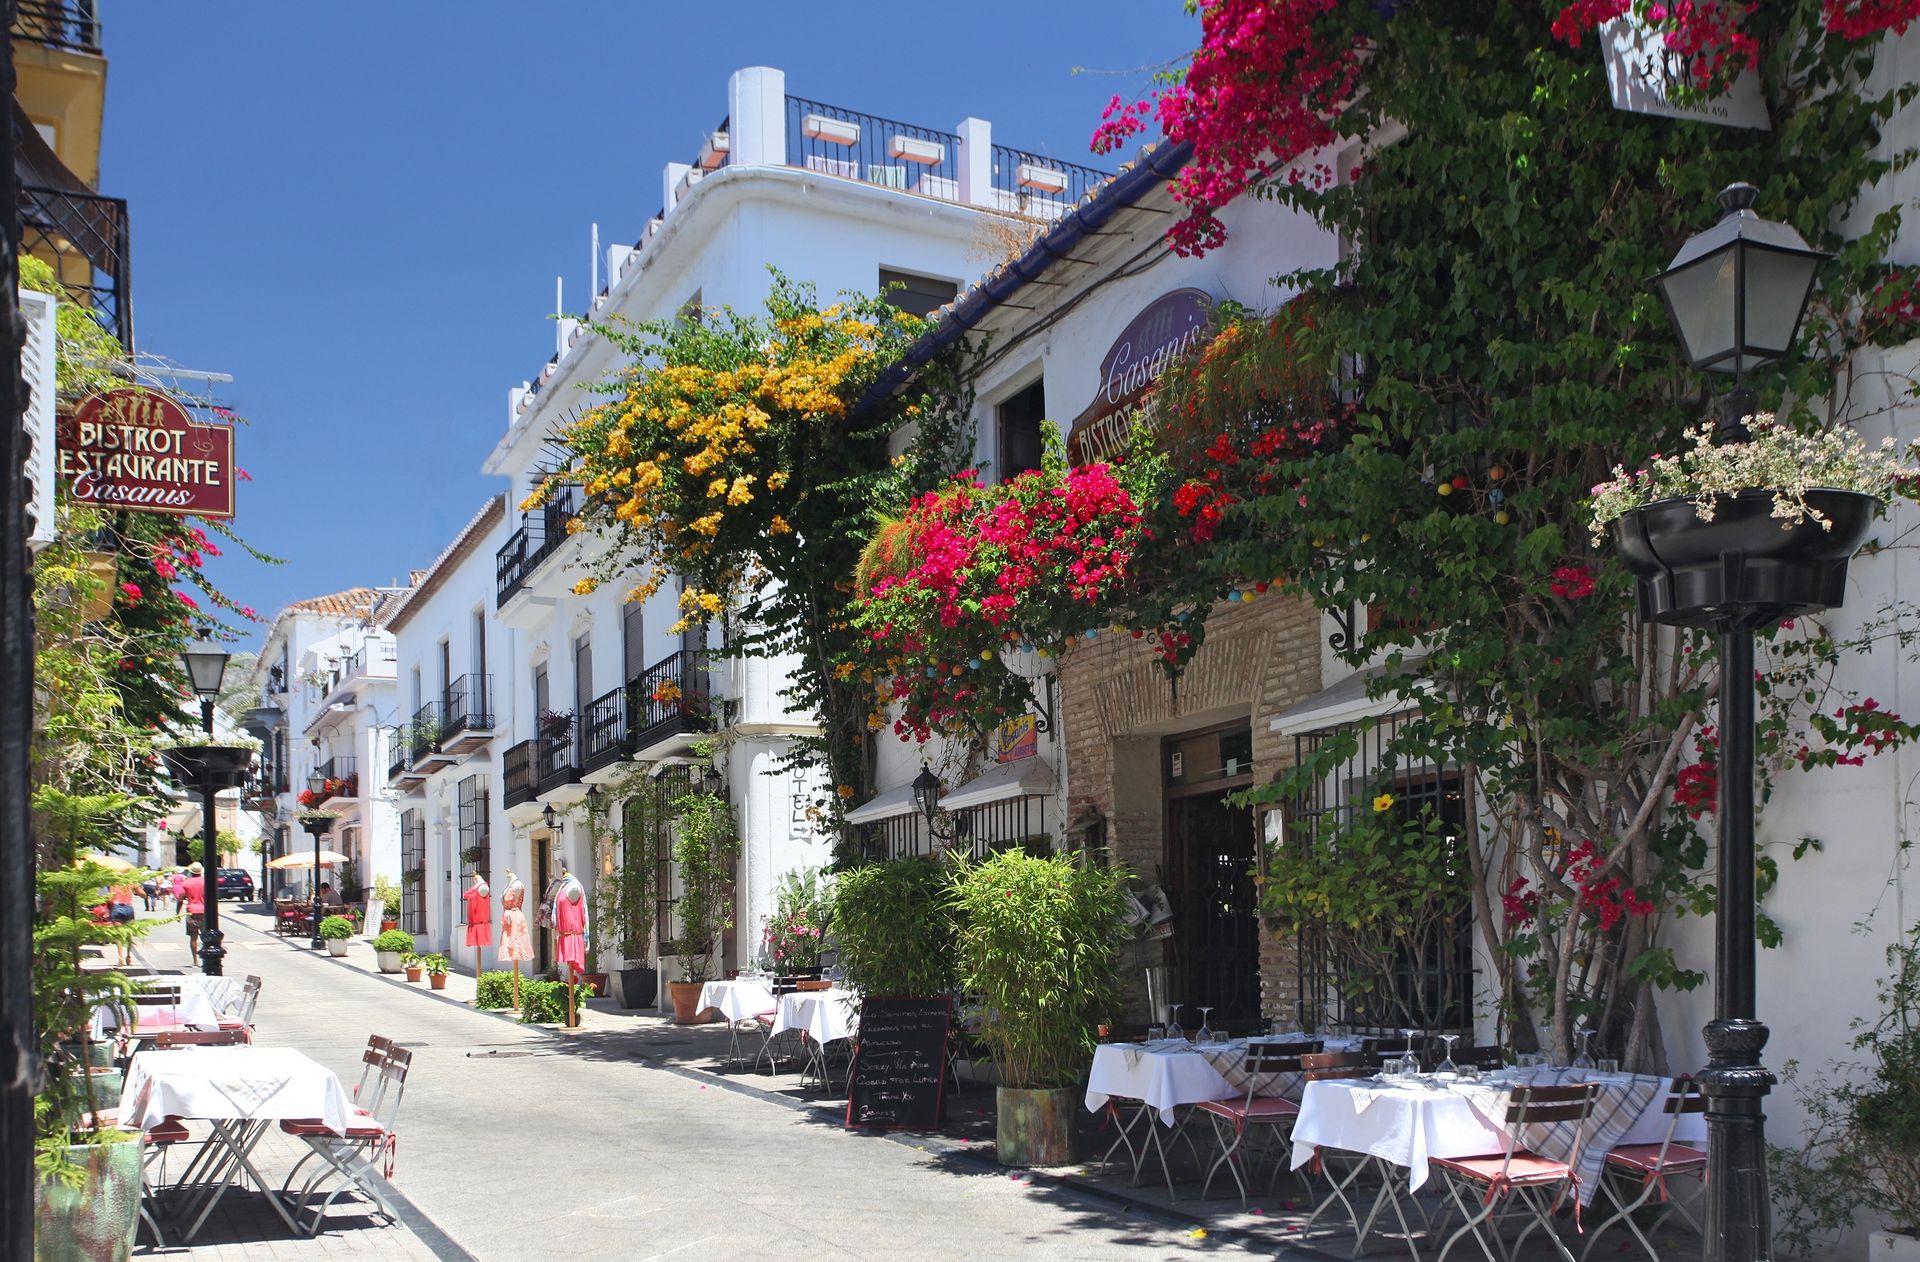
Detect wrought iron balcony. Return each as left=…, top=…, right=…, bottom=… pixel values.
left=314, top=757, right=358, bottom=805
left=440, top=674, right=495, bottom=754
left=411, top=701, right=456, bottom=774
left=535, top=712, right=581, bottom=796
left=495, top=482, right=581, bottom=606
left=19, top=183, right=129, bottom=347
left=629, top=650, right=710, bottom=760
left=582, top=685, right=630, bottom=774
left=386, top=728, right=416, bottom=785
left=13, top=1, right=99, bottom=53
left=503, top=740, right=538, bottom=809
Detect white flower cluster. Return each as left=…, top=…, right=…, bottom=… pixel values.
left=1588, top=415, right=1909, bottom=544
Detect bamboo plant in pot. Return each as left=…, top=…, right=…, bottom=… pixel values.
left=665, top=786, right=739, bottom=1023
left=953, top=849, right=1128, bottom=1167
left=588, top=776, right=661, bottom=1009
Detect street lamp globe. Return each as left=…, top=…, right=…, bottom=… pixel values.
left=306, top=770, right=325, bottom=797
left=180, top=635, right=231, bottom=698
left=1651, top=182, right=1827, bottom=378
left=911, top=764, right=941, bottom=826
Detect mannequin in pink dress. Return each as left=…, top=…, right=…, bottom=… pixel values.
left=554, top=870, right=588, bottom=978
left=499, top=872, right=535, bottom=1007
left=465, top=876, right=493, bottom=948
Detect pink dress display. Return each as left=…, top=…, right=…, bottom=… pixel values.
left=554, top=876, right=588, bottom=976
left=498, top=877, right=535, bottom=964
left=464, top=879, right=493, bottom=948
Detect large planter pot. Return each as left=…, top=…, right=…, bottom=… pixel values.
left=1872, top=1232, right=1920, bottom=1262
left=580, top=972, right=608, bottom=998
left=375, top=950, right=404, bottom=974
left=380, top=919, right=399, bottom=933
left=34, top=1139, right=140, bottom=1262
left=668, top=980, right=711, bottom=1025
left=429, top=973, right=448, bottom=991
left=1611, top=489, right=1877, bottom=629
left=995, top=1086, right=1077, bottom=1167
left=612, top=967, right=659, bottom=1010
left=159, top=745, right=254, bottom=793
left=324, top=939, right=349, bottom=958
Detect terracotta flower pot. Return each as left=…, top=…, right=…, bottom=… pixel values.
left=404, top=966, right=423, bottom=983
left=429, top=973, right=448, bottom=990
left=668, top=979, right=711, bottom=1024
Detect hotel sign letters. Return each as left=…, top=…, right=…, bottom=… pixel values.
left=59, top=388, right=236, bottom=519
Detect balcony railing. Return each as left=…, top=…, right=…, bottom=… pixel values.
left=387, top=729, right=412, bottom=782
left=13, top=1, right=99, bottom=53
left=19, top=183, right=129, bottom=347
left=496, top=482, right=581, bottom=606
left=629, top=650, right=711, bottom=755
left=314, top=757, right=358, bottom=802
left=340, top=639, right=397, bottom=686
left=410, top=702, right=441, bottom=763
left=441, top=674, right=494, bottom=741
left=536, top=713, right=581, bottom=795
left=582, top=686, right=629, bottom=774
left=989, top=143, right=1109, bottom=217
left=503, top=740, right=538, bottom=809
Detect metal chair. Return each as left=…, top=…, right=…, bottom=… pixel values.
left=1194, top=1039, right=1319, bottom=1207
left=217, top=975, right=263, bottom=1041
left=1580, top=1077, right=1707, bottom=1261
left=1296, top=1051, right=1390, bottom=1242
left=1431, top=1082, right=1602, bottom=1262
left=282, top=1044, right=412, bottom=1236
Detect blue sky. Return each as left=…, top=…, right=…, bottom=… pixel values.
left=98, top=2, right=1198, bottom=636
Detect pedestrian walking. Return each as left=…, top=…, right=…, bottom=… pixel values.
left=177, top=862, right=207, bottom=961
left=139, top=873, right=157, bottom=910
left=108, top=882, right=136, bottom=965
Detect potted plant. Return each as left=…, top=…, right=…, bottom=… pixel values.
left=402, top=951, right=423, bottom=983
left=423, top=953, right=451, bottom=991
left=830, top=858, right=960, bottom=996
left=538, top=709, right=575, bottom=740
left=372, top=875, right=401, bottom=931
left=1592, top=416, right=1899, bottom=626
left=1774, top=926, right=1920, bottom=1259
left=952, top=849, right=1128, bottom=1167
left=372, top=929, right=414, bottom=973
left=318, top=914, right=354, bottom=957
left=764, top=866, right=832, bottom=979
left=665, top=785, right=739, bottom=1023
left=157, top=730, right=261, bottom=794
left=590, top=776, right=662, bottom=1009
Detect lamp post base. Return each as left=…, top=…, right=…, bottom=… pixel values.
left=1700, top=1016, right=1776, bottom=1262
left=198, top=927, right=225, bottom=978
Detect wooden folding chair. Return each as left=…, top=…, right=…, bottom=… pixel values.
left=1432, top=1082, right=1602, bottom=1262
left=1195, top=1039, right=1319, bottom=1207
left=1580, top=1077, right=1707, bottom=1261
left=283, top=1045, right=412, bottom=1236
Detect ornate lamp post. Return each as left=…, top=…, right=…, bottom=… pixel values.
left=180, top=636, right=232, bottom=975
left=1640, top=183, right=1837, bottom=1262
left=911, top=763, right=953, bottom=844
left=302, top=771, right=333, bottom=950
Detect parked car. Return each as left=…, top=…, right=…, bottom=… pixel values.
left=216, top=868, right=255, bottom=901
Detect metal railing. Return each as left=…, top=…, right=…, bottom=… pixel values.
left=582, top=685, right=629, bottom=773
left=441, top=674, right=493, bottom=740
left=410, top=702, right=440, bottom=763
left=536, top=715, right=580, bottom=794
left=496, top=482, right=581, bottom=606
left=628, top=650, right=710, bottom=750
left=989, top=143, right=1108, bottom=217
left=786, top=95, right=961, bottom=203
left=315, top=757, right=358, bottom=801
left=13, top=0, right=98, bottom=53
left=387, top=729, right=411, bottom=781
left=340, top=639, right=396, bottom=685
left=503, top=740, right=537, bottom=808
left=19, top=183, right=129, bottom=347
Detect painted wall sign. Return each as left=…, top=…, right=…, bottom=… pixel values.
left=1067, top=288, right=1215, bottom=463
left=1600, top=17, right=1769, bottom=131
left=58, top=388, right=235, bottom=519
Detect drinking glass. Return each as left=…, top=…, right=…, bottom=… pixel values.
left=1598, top=1057, right=1621, bottom=1075
left=1398, top=1028, right=1423, bottom=1078
left=1573, top=1026, right=1596, bottom=1070
left=1167, top=1005, right=1185, bottom=1044
left=1196, top=1006, right=1214, bottom=1045
left=1147, top=1024, right=1166, bottom=1042
left=1435, top=1033, right=1460, bottom=1078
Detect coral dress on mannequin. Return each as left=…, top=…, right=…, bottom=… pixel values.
left=498, top=875, right=535, bottom=964
left=554, top=874, right=588, bottom=976
left=465, top=876, right=493, bottom=948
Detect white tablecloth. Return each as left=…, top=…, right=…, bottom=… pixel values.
left=91, top=987, right=224, bottom=1039
left=119, top=1045, right=352, bottom=1134
left=1086, top=1036, right=1367, bottom=1127
left=770, top=989, right=857, bottom=1044
left=1289, top=1069, right=1707, bottom=1200
left=697, top=979, right=778, bottom=1023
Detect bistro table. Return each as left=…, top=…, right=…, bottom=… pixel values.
left=1288, top=1067, right=1707, bottom=1256
left=770, top=988, right=859, bottom=1089
left=91, top=985, right=223, bottom=1041
left=696, top=977, right=778, bottom=1024
left=119, top=1044, right=353, bottom=1242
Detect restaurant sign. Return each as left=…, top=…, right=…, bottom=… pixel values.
left=1066, top=288, right=1214, bottom=464
left=58, top=388, right=235, bottom=519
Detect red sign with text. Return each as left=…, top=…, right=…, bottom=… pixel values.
left=58, top=389, right=235, bottom=519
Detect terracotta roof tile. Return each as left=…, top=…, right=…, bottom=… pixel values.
left=284, top=587, right=381, bottom=619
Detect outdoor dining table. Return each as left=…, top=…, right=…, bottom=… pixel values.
left=1287, top=1067, right=1707, bottom=1256
left=696, top=977, right=778, bottom=1023
left=769, top=988, right=859, bottom=1089
left=119, top=1043, right=353, bottom=1242
left=90, top=985, right=223, bottom=1041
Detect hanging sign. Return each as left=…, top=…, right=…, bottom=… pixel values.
left=58, top=388, right=236, bottom=519
left=1066, top=288, right=1215, bottom=464
left=1599, top=17, right=1769, bottom=131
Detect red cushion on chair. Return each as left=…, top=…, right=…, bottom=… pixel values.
left=1432, top=1151, right=1574, bottom=1187
left=1606, top=1142, right=1708, bottom=1174
left=145, top=1120, right=190, bottom=1144
left=1194, top=1096, right=1301, bottom=1124
left=278, top=1118, right=385, bottom=1139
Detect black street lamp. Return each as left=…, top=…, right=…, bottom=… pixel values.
left=302, top=771, right=332, bottom=950
left=911, top=763, right=953, bottom=843
left=1649, top=182, right=1829, bottom=1262
left=181, top=636, right=232, bottom=976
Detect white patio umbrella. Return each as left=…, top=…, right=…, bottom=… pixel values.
left=267, top=849, right=350, bottom=869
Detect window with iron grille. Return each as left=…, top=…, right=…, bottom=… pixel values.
left=1287, top=709, right=1474, bottom=1034
left=400, top=810, right=426, bottom=934
left=458, top=774, right=490, bottom=880
left=648, top=764, right=694, bottom=952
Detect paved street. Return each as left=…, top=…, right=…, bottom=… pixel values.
left=136, top=906, right=1291, bottom=1261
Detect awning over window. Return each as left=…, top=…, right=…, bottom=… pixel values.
left=1268, top=658, right=1430, bottom=737
left=844, top=782, right=922, bottom=825
left=942, top=757, right=1056, bottom=811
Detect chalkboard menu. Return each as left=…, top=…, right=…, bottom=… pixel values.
left=845, top=996, right=951, bottom=1131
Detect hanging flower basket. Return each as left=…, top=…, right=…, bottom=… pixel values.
left=159, top=745, right=255, bottom=793
left=1611, top=489, right=1878, bottom=628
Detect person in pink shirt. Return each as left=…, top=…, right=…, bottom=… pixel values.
left=176, top=863, right=206, bottom=959
left=170, top=868, right=186, bottom=902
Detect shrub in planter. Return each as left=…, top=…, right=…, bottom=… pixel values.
left=830, top=857, right=959, bottom=997
left=402, top=951, right=423, bottom=982
left=475, top=970, right=517, bottom=1009
left=952, top=850, right=1128, bottom=1167
left=318, top=914, right=354, bottom=957
left=423, top=953, right=450, bottom=990
left=519, top=978, right=594, bottom=1026
left=372, top=929, right=415, bottom=974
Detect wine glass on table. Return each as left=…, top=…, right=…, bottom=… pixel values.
left=1166, top=1004, right=1185, bottom=1044
left=1398, top=1029, right=1423, bottom=1079
left=1573, top=1025, right=1597, bottom=1070
left=1196, top=1006, right=1214, bottom=1045
left=1435, top=1033, right=1460, bottom=1080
